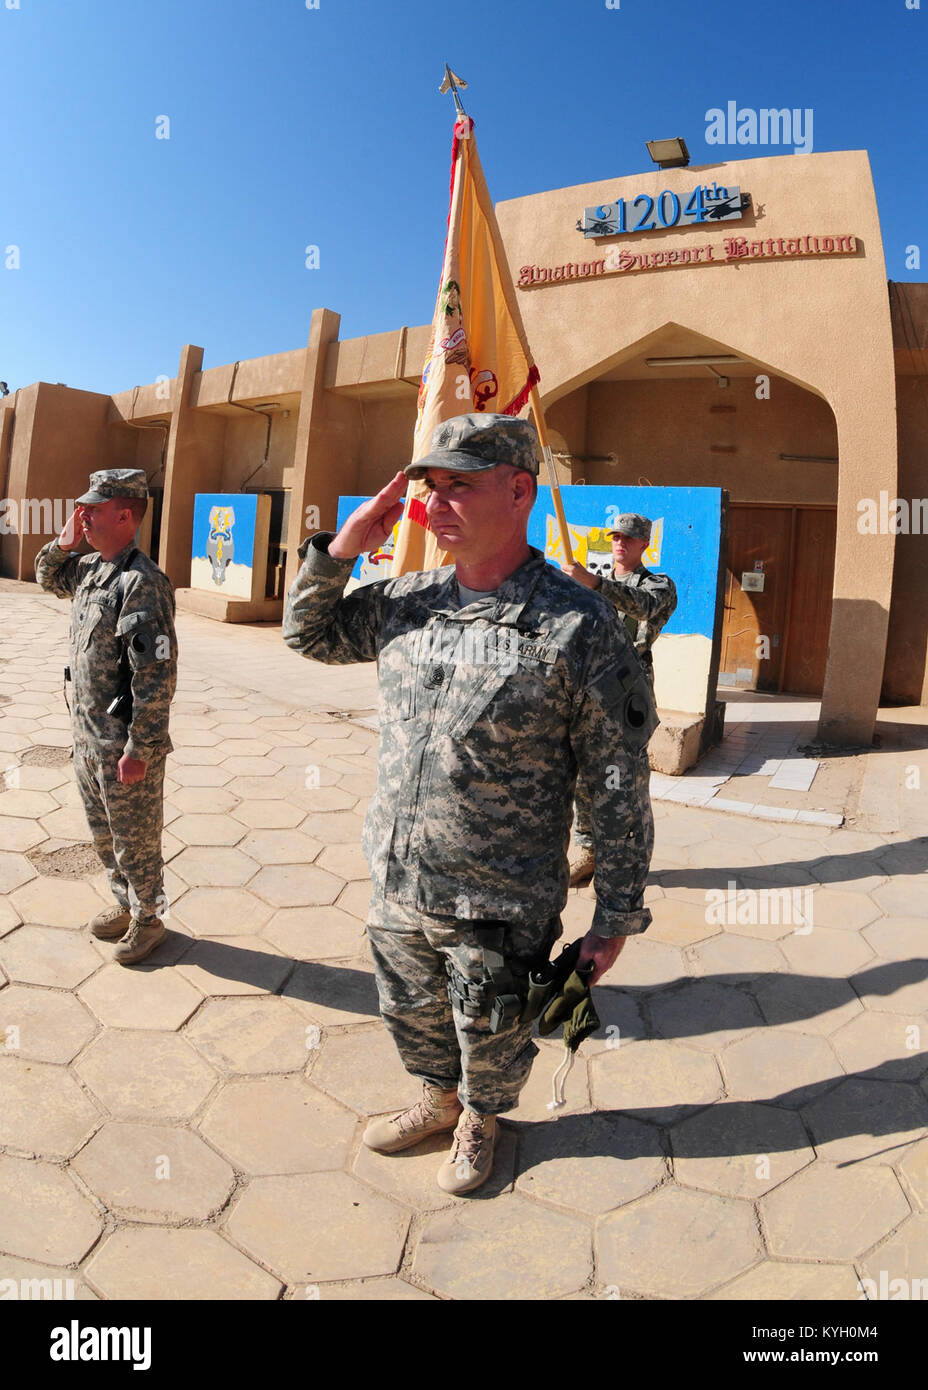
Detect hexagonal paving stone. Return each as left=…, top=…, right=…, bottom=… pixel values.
left=39, top=806, right=91, bottom=839
left=899, top=1137, right=928, bottom=1207
left=298, top=784, right=358, bottom=812
left=804, top=888, right=882, bottom=931
left=167, top=764, right=235, bottom=788
left=0, top=817, right=48, bottom=853
left=707, top=1260, right=864, bottom=1300
left=169, top=786, right=238, bottom=815
left=602, top=936, right=685, bottom=991
left=0, top=851, right=36, bottom=895
left=721, top=1032, right=842, bottom=1106
left=0, top=925, right=102, bottom=988
left=86, top=1227, right=281, bottom=1299
left=298, top=810, right=366, bottom=845
left=0, top=1155, right=103, bottom=1265
left=801, top=1078, right=928, bottom=1165
left=0, top=788, right=58, bottom=819
left=174, top=936, right=292, bottom=997
left=779, top=926, right=876, bottom=980
left=311, top=1026, right=419, bottom=1114
left=646, top=897, right=723, bottom=948
left=689, top=932, right=788, bottom=980
left=671, top=1102, right=814, bottom=1197
left=75, top=1031, right=218, bottom=1119
left=336, top=880, right=374, bottom=921
left=170, top=846, right=259, bottom=887
left=589, top=1039, right=723, bottom=1121
left=284, top=960, right=380, bottom=1031
left=9, top=877, right=108, bottom=930
left=864, top=918, right=928, bottom=962
left=0, top=1057, right=101, bottom=1157
left=199, top=1076, right=358, bottom=1174
left=72, top=1122, right=235, bottom=1223
left=754, top=972, right=863, bottom=1036
left=515, top=1111, right=665, bottom=1214
left=499, top=1037, right=592, bottom=1120
left=171, top=888, right=273, bottom=938
left=185, top=996, right=311, bottom=1074
left=414, top=1195, right=591, bottom=1299
left=222, top=756, right=283, bottom=777
left=859, top=1213, right=928, bottom=1296
left=285, top=1277, right=435, bottom=1300
left=0, top=1256, right=98, bottom=1301
left=231, top=800, right=305, bottom=829
left=830, top=1012, right=928, bottom=1082
left=78, top=962, right=204, bottom=1030
left=264, top=905, right=365, bottom=961
left=169, top=814, right=247, bottom=847
left=237, top=828, right=324, bottom=866
left=315, top=843, right=371, bottom=882
left=761, top=1163, right=910, bottom=1260
left=649, top=979, right=765, bottom=1052
left=225, top=1171, right=409, bottom=1283
left=581, top=983, right=646, bottom=1054
left=871, top=881, right=928, bottom=918
left=249, top=864, right=344, bottom=909
left=0, top=983, right=97, bottom=1063
left=598, top=1187, right=762, bottom=1297
left=0, top=895, right=22, bottom=938
left=851, top=959, right=928, bottom=1016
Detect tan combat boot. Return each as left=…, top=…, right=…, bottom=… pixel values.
left=436, top=1110, right=497, bottom=1195
left=88, top=905, right=133, bottom=940
left=113, top=918, right=167, bottom=966
left=568, top=844, right=596, bottom=886
left=363, top=1083, right=463, bottom=1153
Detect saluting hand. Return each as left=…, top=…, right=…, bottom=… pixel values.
left=57, top=509, right=86, bottom=551
left=328, top=472, right=407, bottom=560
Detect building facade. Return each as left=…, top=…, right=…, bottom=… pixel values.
left=1, top=148, right=926, bottom=746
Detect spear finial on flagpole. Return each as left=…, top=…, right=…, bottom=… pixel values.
left=439, top=64, right=468, bottom=118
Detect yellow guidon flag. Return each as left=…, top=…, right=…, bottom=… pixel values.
left=391, top=114, right=540, bottom=577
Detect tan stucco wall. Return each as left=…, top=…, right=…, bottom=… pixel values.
left=496, top=149, right=898, bottom=744
left=573, top=377, right=838, bottom=502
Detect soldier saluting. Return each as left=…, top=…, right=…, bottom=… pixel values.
left=35, top=469, right=177, bottom=965
left=563, top=513, right=677, bottom=886
left=283, top=414, right=657, bottom=1195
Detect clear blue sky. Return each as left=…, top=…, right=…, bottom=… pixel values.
left=2, top=0, right=925, bottom=396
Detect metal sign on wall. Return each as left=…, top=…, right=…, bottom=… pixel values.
left=578, top=183, right=748, bottom=238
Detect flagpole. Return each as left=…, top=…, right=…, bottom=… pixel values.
left=529, top=384, right=574, bottom=566
left=435, top=66, right=574, bottom=568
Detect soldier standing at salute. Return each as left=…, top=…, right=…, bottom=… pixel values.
left=35, top=470, right=177, bottom=965
left=283, top=414, right=657, bottom=1195
left=562, top=513, right=677, bottom=885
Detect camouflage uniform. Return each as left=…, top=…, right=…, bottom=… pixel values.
left=34, top=528, right=177, bottom=926
left=283, top=531, right=657, bottom=1115
left=574, top=545, right=676, bottom=852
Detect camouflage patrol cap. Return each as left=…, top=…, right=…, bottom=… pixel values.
left=76, top=469, right=149, bottom=505
left=607, top=513, right=651, bottom=541
left=404, top=413, right=540, bottom=479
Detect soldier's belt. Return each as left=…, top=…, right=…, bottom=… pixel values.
left=443, top=919, right=553, bottom=1034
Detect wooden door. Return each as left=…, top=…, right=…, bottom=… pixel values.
left=719, top=505, right=836, bottom=697
left=781, top=509, right=836, bottom=696
left=720, top=507, right=792, bottom=691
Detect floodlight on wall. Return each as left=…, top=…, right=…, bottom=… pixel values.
left=645, top=137, right=690, bottom=169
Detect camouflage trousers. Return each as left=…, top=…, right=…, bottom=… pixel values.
left=73, top=744, right=167, bottom=924
left=366, top=895, right=563, bottom=1116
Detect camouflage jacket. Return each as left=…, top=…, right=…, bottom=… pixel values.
left=34, top=540, right=177, bottom=762
left=598, top=563, right=677, bottom=663
left=284, top=535, right=658, bottom=938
